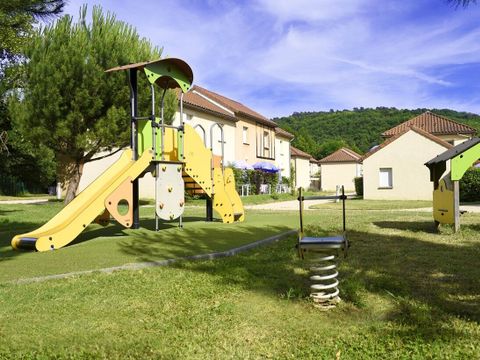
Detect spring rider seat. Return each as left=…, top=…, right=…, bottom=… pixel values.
left=297, top=186, right=349, bottom=308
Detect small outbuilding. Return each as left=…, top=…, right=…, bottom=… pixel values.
left=291, top=146, right=314, bottom=190
left=318, top=147, right=362, bottom=191
left=362, top=126, right=453, bottom=200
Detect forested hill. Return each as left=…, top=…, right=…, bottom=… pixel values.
left=273, top=108, right=480, bottom=160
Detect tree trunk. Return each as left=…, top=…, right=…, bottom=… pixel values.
left=64, top=160, right=84, bottom=204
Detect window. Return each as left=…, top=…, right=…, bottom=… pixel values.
left=379, top=168, right=393, bottom=188
left=356, top=164, right=362, bottom=177
left=263, top=131, right=270, bottom=149
left=242, top=127, right=249, bottom=144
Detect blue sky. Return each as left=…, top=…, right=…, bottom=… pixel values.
left=63, top=0, right=480, bottom=118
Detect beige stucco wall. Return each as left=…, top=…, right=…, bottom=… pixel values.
left=275, top=136, right=291, bottom=179
left=320, top=162, right=359, bottom=191
left=234, top=118, right=257, bottom=165
left=436, top=134, right=471, bottom=146
left=292, top=156, right=311, bottom=190
left=172, top=109, right=236, bottom=164
left=78, top=148, right=157, bottom=199
left=363, top=130, right=450, bottom=200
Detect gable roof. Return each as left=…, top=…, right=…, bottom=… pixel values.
left=291, top=146, right=313, bottom=159
left=318, top=147, right=362, bottom=164
left=275, top=127, right=295, bottom=139
left=192, top=85, right=278, bottom=127
left=382, top=111, right=476, bottom=138
left=179, top=89, right=237, bottom=121
left=362, top=126, right=453, bottom=161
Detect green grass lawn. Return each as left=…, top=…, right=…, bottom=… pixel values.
left=186, top=190, right=331, bottom=206
left=1, top=201, right=479, bottom=358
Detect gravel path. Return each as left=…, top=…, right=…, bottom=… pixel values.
left=246, top=201, right=480, bottom=213
left=0, top=198, right=50, bottom=204
left=245, top=199, right=335, bottom=211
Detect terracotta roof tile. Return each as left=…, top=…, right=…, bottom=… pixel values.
left=192, top=85, right=277, bottom=127
left=176, top=89, right=236, bottom=121
left=362, top=126, right=453, bottom=161
left=291, top=146, right=313, bottom=159
left=275, top=127, right=294, bottom=139
left=318, top=147, right=362, bottom=163
left=382, top=111, right=476, bottom=137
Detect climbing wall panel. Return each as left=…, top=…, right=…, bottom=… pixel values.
left=156, top=162, right=185, bottom=221
left=223, top=167, right=245, bottom=222
left=212, top=167, right=234, bottom=223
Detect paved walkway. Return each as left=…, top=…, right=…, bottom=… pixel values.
left=0, top=198, right=50, bottom=205
left=246, top=200, right=480, bottom=213
left=245, top=199, right=335, bottom=211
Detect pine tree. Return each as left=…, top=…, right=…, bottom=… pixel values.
left=10, top=5, right=175, bottom=203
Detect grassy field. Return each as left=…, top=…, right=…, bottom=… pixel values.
left=0, top=200, right=479, bottom=358
left=186, top=190, right=331, bottom=206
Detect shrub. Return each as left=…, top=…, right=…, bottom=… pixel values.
left=460, top=168, right=480, bottom=202
left=354, top=176, right=363, bottom=196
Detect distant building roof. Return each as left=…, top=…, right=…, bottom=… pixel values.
left=362, top=126, right=453, bottom=161
left=291, top=146, right=313, bottom=159
left=275, top=127, right=295, bottom=139
left=191, top=85, right=278, bottom=127
left=318, top=147, right=362, bottom=163
left=382, top=111, right=476, bottom=137
left=179, top=89, right=237, bottom=121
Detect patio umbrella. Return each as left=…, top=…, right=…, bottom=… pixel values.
left=232, top=159, right=254, bottom=170
left=253, top=161, right=279, bottom=173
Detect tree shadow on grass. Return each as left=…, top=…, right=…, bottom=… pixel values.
left=373, top=220, right=438, bottom=233
left=69, top=216, right=209, bottom=246
left=116, top=221, right=293, bottom=263
left=137, top=223, right=480, bottom=342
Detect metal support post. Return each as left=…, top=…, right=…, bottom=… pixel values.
left=206, top=197, right=213, bottom=222
left=128, top=69, right=140, bottom=229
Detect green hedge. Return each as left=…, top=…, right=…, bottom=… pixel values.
left=354, top=177, right=363, bottom=196
left=0, top=175, right=27, bottom=196
left=460, top=167, right=480, bottom=202
left=231, top=168, right=279, bottom=194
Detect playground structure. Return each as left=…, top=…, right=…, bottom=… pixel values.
left=11, top=58, right=244, bottom=252
left=425, top=137, right=480, bottom=232
left=297, top=187, right=349, bottom=308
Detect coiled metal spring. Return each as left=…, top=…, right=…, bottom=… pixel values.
left=307, top=249, right=341, bottom=307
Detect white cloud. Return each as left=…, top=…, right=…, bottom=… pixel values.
left=255, top=0, right=368, bottom=22
left=62, top=0, right=480, bottom=118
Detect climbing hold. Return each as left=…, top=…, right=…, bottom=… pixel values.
left=162, top=166, right=167, bottom=172
left=159, top=203, right=164, bottom=209
left=168, top=187, right=173, bottom=192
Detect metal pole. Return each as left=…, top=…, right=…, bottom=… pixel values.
left=342, top=186, right=346, bottom=232
left=180, top=92, right=184, bottom=129
left=160, top=88, right=167, bottom=161
left=206, top=197, right=213, bottom=222
left=128, top=69, right=140, bottom=229
left=150, top=84, right=160, bottom=232
left=298, top=187, right=303, bottom=235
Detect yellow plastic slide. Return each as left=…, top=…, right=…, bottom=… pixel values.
left=11, top=149, right=153, bottom=252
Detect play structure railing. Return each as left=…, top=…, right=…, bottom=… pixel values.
left=297, top=186, right=349, bottom=308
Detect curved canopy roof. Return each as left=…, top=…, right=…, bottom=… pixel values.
left=105, top=58, right=193, bottom=93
